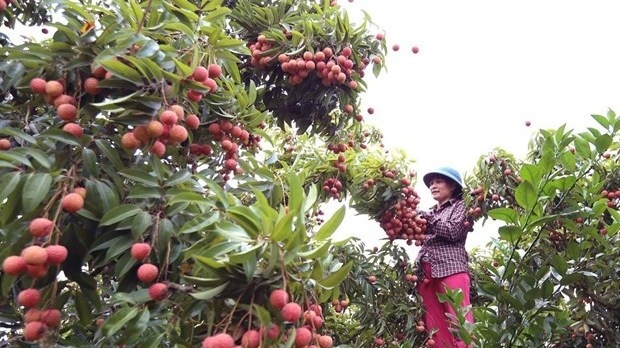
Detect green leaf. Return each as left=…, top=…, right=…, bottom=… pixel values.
left=594, top=134, right=612, bottom=154
left=21, top=173, right=53, bottom=212
left=179, top=212, right=220, bottom=234
left=190, top=282, right=229, bottom=300
left=303, top=184, right=318, bottom=212
left=99, top=204, right=143, bottom=226
left=519, top=164, right=542, bottom=185
left=100, top=59, right=144, bottom=85
left=287, top=172, right=303, bottom=212
left=75, top=290, right=92, bottom=325
left=13, top=148, right=51, bottom=169
left=315, top=205, right=345, bottom=241
left=119, top=169, right=160, bottom=187
left=96, top=139, right=125, bottom=170
left=104, top=307, right=139, bottom=338
left=573, top=136, right=591, bottom=159
left=515, top=181, right=537, bottom=211
left=167, top=191, right=209, bottom=206
left=131, top=211, right=153, bottom=238
left=0, top=151, right=32, bottom=168
left=82, top=148, right=100, bottom=178
left=498, top=225, right=521, bottom=243
left=550, top=254, right=567, bottom=276
left=215, top=221, right=252, bottom=242
left=297, top=241, right=331, bottom=259
left=590, top=114, right=609, bottom=129
left=319, top=261, right=353, bottom=288
left=487, top=208, right=518, bottom=224
left=271, top=210, right=295, bottom=242
left=227, top=206, right=261, bottom=238
left=38, top=129, right=81, bottom=146
left=164, top=169, right=192, bottom=187
left=0, top=171, right=21, bottom=203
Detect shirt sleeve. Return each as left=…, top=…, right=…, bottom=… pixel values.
left=427, top=201, right=473, bottom=242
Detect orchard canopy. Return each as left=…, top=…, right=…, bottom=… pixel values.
left=0, top=0, right=618, bottom=347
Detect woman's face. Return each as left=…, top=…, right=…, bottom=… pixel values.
left=428, top=176, right=456, bottom=205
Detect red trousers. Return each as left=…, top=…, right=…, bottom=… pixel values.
left=418, top=262, right=474, bottom=348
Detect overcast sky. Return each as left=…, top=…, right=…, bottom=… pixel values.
left=335, top=1, right=620, bottom=255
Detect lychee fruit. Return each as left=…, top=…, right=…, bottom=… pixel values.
left=269, top=289, right=289, bottom=309
left=150, top=140, right=166, bottom=157
left=169, top=104, right=185, bottom=120
left=2, top=255, right=27, bottom=275
left=28, top=218, right=54, bottom=238
left=26, top=264, right=48, bottom=279
left=83, top=77, right=100, bottom=95
left=21, top=246, right=48, bottom=265
left=148, top=282, right=168, bottom=301
left=137, top=263, right=159, bottom=283
left=202, top=333, right=235, bottom=348
left=45, top=245, right=68, bottom=265
left=159, top=110, right=178, bottom=125
left=412, top=46, right=419, bottom=54
left=72, top=187, right=87, bottom=199
left=294, top=327, right=312, bottom=347
left=146, top=120, right=165, bottom=138
left=133, top=125, right=150, bottom=143
left=241, top=329, right=260, bottom=348
left=262, top=323, right=279, bottom=340
left=53, top=94, right=77, bottom=108
left=61, top=192, right=84, bottom=213
left=40, top=309, right=61, bottom=327
left=24, top=308, right=43, bottom=323
left=130, top=243, right=151, bottom=261
left=17, top=288, right=41, bottom=308
left=0, top=138, right=11, bottom=150
left=62, top=122, right=84, bottom=138
left=207, top=64, right=222, bottom=78
left=318, top=335, right=333, bottom=348
left=185, top=114, right=200, bottom=130
left=91, top=65, right=107, bottom=79
left=45, top=80, right=64, bottom=98
left=203, top=78, right=218, bottom=93
left=281, top=302, right=302, bottom=322
left=30, top=78, right=47, bottom=94
left=121, top=132, right=141, bottom=150
left=57, top=103, right=77, bottom=122
left=192, top=66, right=209, bottom=82
left=23, top=321, right=47, bottom=341
left=168, top=125, right=188, bottom=144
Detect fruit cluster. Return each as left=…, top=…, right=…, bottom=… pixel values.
left=207, top=119, right=254, bottom=177
left=601, top=188, right=620, bottom=209
left=29, top=78, right=85, bottom=139
left=187, top=64, right=221, bottom=102
left=378, top=180, right=427, bottom=245
left=322, top=177, right=344, bottom=200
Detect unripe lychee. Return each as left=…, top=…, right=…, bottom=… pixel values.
left=241, top=329, right=260, bottom=348
left=21, top=246, right=48, bottom=265
left=62, top=122, right=84, bottom=138
left=23, top=321, right=47, bottom=341
left=185, top=114, right=200, bottom=130
left=202, top=333, right=235, bottom=348
left=41, top=309, right=61, bottom=327
left=294, top=327, right=312, bottom=347
left=281, top=302, right=302, bottom=322
left=57, top=103, right=77, bottom=121
left=2, top=255, right=27, bottom=275
left=83, top=77, right=101, bottom=95
left=28, top=218, right=54, bottom=238
left=130, top=243, right=151, bottom=261
left=121, top=132, right=141, bottom=150
left=61, top=192, right=84, bottom=213
left=0, top=138, right=11, bottom=150
left=207, top=64, right=222, bottom=78
left=269, top=289, right=289, bottom=309
left=17, top=288, right=41, bottom=308
left=30, top=78, right=47, bottom=94
left=168, top=125, right=188, bottom=144
left=45, top=80, right=64, bottom=98
left=24, top=308, right=43, bottom=323
left=150, top=140, right=166, bottom=157
left=45, top=245, right=68, bottom=265
left=137, top=263, right=159, bottom=283
left=192, top=66, right=209, bottom=82
left=148, top=282, right=168, bottom=301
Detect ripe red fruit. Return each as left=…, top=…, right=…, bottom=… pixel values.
left=503, top=169, right=512, bottom=176
left=376, top=32, right=385, bottom=41
left=281, top=302, right=302, bottom=322
left=62, top=122, right=84, bottom=138
left=203, top=78, right=218, bottom=93
left=374, top=337, right=384, bottom=346
left=185, top=114, right=200, bottom=130
left=207, top=64, right=222, bottom=78
left=24, top=308, right=43, bottom=323
left=392, top=44, right=400, bottom=51
left=137, top=263, right=159, bottom=283
left=53, top=94, right=77, bottom=108
left=148, top=282, right=168, bottom=301
left=318, top=335, right=333, bottom=348
left=83, top=77, right=100, bottom=95
left=269, top=289, right=289, bottom=309
left=0, top=138, right=11, bottom=150
left=412, top=46, right=420, bottom=54
left=131, top=243, right=151, bottom=261
left=23, top=321, right=47, bottom=341
left=525, top=121, right=531, bottom=127
left=427, top=338, right=436, bottom=346
left=294, top=327, right=312, bottom=347
left=91, top=65, right=107, bottom=78
left=73, top=187, right=87, bottom=199
left=41, top=309, right=61, bottom=327
left=57, top=103, right=78, bottom=121
left=46, top=245, right=68, bottom=265
left=262, top=323, right=280, bottom=340
left=17, top=288, right=41, bottom=308
left=192, top=66, right=209, bottom=82
left=121, top=132, right=141, bottom=150
left=159, top=110, right=178, bottom=125
left=61, top=192, right=84, bottom=213
left=202, top=333, right=235, bottom=348
left=151, top=140, right=166, bottom=157
left=26, top=264, right=48, bottom=279
left=368, top=275, right=377, bottom=283
left=2, top=255, right=27, bottom=275
left=28, top=218, right=54, bottom=237
left=146, top=120, right=165, bottom=138
left=224, top=159, right=237, bottom=171
left=30, top=78, right=47, bottom=94
left=45, top=80, right=64, bottom=98
left=343, top=104, right=354, bottom=114
left=169, top=125, right=188, bottom=144
left=241, top=329, right=260, bottom=348
left=21, top=246, right=48, bottom=265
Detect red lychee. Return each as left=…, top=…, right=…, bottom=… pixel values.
left=83, top=77, right=101, bottom=95
left=281, top=302, right=302, bottom=322
left=24, top=308, right=43, bottom=323
left=202, top=333, right=235, bottom=348
left=17, top=288, right=41, bottom=308
left=294, top=327, right=312, bottom=347
left=148, top=282, right=168, bottom=301
left=185, top=114, right=200, bottom=130
left=150, top=140, right=166, bottom=157
left=241, top=329, right=260, bottom=348
left=318, top=335, right=333, bottom=348
left=61, top=192, right=84, bottom=213
left=26, top=264, right=48, bottom=279
left=28, top=218, right=54, bottom=237
left=412, top=46, right=419, bottom=54
left=45, top=80, right=64, bottom=98
left=207, top=64, right=222, bottom=78
left=62, top=122, right=84, bottom=138
left=269, top=289, right=289, bottom=309
left=146, top=120, right=165, bottom=138
left=121, top=132, right=141, bottom=150
left=21, top=246, right=48, bottom=265
left=57, top=103, right=77, bottom=122
left=72, top=187, right=87, bottom=199
left=23, top=321, right=47, bottom=341
left=159, top=110, right=178, bottom=125
left=168, top=125, right=188, bottom=144
left=193, top=66, right=209, bottom=82
left=137, top=263, right=159, bottom=283
left=30, top=78, right=47, bottom=94
left=53, top=94, right=78, bottom=108
left=2, top=255, right=27, bottom=275
left=0, top=138, right=11, bottom=150
left=41, top=309, right=61, bottom=327
left=45, top=245, right=68, bottom=265
left=130, top=243, right=151, bottom=261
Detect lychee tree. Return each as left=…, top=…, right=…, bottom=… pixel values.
left=0, top=0, right=431, bottom=346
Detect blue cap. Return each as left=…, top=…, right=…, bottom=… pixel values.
left=422, top=167, right=463, bottom=188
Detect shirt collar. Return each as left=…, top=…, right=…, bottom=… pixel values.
left=431, top=197, right=458, bottom=211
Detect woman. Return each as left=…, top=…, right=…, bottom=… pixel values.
left=416, top=166, right=474, bottom=348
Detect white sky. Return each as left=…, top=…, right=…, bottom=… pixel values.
left=333, top=0, right=620, bottom=255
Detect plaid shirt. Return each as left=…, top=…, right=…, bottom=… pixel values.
left=416, top=198, right=473, bottom=279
